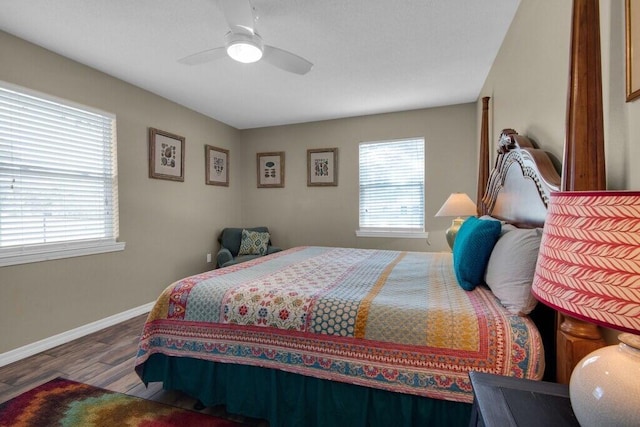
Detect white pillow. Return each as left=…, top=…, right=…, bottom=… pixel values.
left=484, top=227, right=542, bottom=315
left=499, top=223, right=517, bottom=236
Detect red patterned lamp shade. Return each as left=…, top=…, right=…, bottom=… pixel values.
left=532, top=191, right=640, bottom=427
left=532, top=191, right=640, bottom=333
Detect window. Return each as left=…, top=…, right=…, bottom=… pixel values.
left=0, top=81, right=123, bottom=267
left=357, top=137, right=426, bottom=238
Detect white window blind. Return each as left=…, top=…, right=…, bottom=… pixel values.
left=0, top=82, right=123, bottom=266
left=358, top=138, right=425, bottom=236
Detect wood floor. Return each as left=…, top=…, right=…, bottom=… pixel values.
left=0, top=314, right=267, bottom=426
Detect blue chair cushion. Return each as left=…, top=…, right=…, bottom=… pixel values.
left=452, top=216, right=501, bottom=291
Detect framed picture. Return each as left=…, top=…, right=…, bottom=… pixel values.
left=257, top=152, right=285, bottom=188
left=307, top=148, right=338, bottom=186
left=627, top=0, right=640, bottom=101
left=148, top=128, right=185, bottom=181
left=205, top=145, right=229, bottom=186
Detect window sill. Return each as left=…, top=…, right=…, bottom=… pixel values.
left=0, top=240, right=126, bottom=267
left=355, top=230, right=429, bottom=239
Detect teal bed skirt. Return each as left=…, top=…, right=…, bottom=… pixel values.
left=139, top=354, right=472, bottom=427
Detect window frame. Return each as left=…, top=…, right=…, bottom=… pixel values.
left=0, top=81, right=124, bottom=267
left=356, top=137, right=428, bottom=239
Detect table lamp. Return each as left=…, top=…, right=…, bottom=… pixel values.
left=531, top=191, right=640, bottom=427
left=435, top=192, right=477, bottom=249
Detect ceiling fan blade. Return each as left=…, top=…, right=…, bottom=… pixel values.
left=263, top=45, right=313, bottom=75
left=217, top=0, right=256, bottom=35
left=178, top=47, right=226, bottom=65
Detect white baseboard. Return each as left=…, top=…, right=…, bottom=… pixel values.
left=0, top=301, right=155, bottom=368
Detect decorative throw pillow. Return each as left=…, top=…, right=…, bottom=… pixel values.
left=478, top=215, right=503, bottom=223
left=484, top=227, right=542, bottom=315
left=479, top=215, right=516, bottom=236
left=237, top=229, right=270, bottom=256
left=453, top=216, right=501, bottom=291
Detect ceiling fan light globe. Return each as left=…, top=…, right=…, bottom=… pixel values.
left=227, top=42, right=262, bottom=63
left=225, top=32, right=263, bottom=63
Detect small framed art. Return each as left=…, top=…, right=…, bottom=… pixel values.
left=627, top=0, right=640, bottom=101
left=257, top=152, right=285, bottom=188
left=205, top=145, right=229, bottom=186
left=307, top=148, right=338, bottom=186
left=148, top=128, right=185, bottom=181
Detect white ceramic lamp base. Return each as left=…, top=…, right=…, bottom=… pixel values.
left=569, top=333, right=640, bottom=427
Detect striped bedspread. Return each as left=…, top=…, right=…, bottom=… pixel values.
left=135, top=246, right=544, bottom=403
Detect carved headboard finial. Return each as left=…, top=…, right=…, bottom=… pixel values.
left=497, top=129, right=536, bottom=153
left=498, top=129, right=518, bottom=153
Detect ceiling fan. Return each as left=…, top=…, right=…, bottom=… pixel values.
left=178, top=0, right=313, bottom=75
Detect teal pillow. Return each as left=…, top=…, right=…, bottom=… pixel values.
left=453, top=216, right=501, bottom=291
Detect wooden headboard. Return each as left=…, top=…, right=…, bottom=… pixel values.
left=477, top=0, right=608, bottom=384
left=478, top=127, right=560, bottom=381
left=483, top=129, right=560, bottom=227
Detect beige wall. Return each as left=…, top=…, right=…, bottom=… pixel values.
left=5, top=0, right=635, bottom=355
left=0, top=0, right=640, bottom=353
left=239, top=105, right=478, bottom=253
left=7, top=0, right=634, bottom=355
left=0, top=31, right=242, bottom=353
left=480, top=0, right=640, bottom=343
left=480, top=0, right=640, bottom=190
left=479, top=0, right=571, bottom=165
left=0, top=31, right=478, bottom=354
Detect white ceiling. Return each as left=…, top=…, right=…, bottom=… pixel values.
left=0, top=0, right=520, bottom=130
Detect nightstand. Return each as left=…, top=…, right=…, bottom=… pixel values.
left=468, top=371, right=580, bottom=427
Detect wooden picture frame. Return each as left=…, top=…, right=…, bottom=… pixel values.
left=257, top=152, right=285, bottom=188
left=148, top=128, right=185, bottom=181
left=307, top=148, right=338, bottom=186
left=205, top=145, right=229, bottom=186
left=627, top=0, right=640, bottom=101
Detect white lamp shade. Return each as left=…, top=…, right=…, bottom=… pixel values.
left=435, top=193, right=477, bottom=217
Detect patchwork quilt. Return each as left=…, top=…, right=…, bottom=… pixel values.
left=135, top=246, right=544, bottom=403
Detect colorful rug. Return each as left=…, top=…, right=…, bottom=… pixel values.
left=0, top=377, right=243, bottom=427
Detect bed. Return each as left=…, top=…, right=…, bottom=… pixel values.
left=134, top=126, right=560, bottom=427
left=136, top=1, right=606, bottom=424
